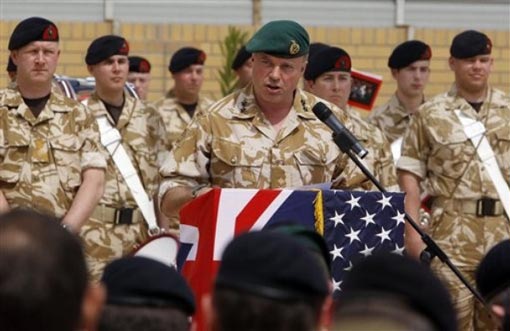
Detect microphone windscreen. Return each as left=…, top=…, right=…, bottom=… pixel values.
left=312, top=102, right=332, bottom=122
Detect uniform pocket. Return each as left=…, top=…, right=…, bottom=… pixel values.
left=427, top=128, right=471, bottom=180
left=294, top=145, right=339, bottom=184
left=0, top=133, right=28, bottom=185
left=50, top=134, right=82, bottom=191
left=211, top=138, right=264, bottom=187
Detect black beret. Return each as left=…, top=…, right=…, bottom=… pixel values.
left=388, top=40, right=432, bottom=69
left=246, top=20, right=309, bottom=58
left=169, top=47, right=206, bottom=73
left=231, top=46, right=251, bottom=70
left=215, top=231, right=329, bottom=300
left=308, top=42, right=329, bottom=59
left=340, top=253, right=457, bottom=331
left=6, top=57, right=16, bottom=73
left=265, top=222, right=332, bottom=275
left=101, top=256, right=195, bottom=315
left=476, top=239, right=510, bottom=301
left=450, top=30, right=492, bottom=59
left=129, top=56, right=151, bottom=73
left=85, top=35, right=129, bottom=65
left=304, top=46, right=352, bottom=81
left=8, top=17, right=59, bottom=51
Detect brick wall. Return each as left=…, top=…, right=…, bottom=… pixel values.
left=1, top=20, right=508, bottom=113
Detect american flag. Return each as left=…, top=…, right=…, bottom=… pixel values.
left=177, top=188, right=404, bottom=330
left=319, top=190, right=405, bottom=296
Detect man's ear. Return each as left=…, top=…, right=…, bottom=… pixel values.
left=318, top=295, right=333, bottom=331
left=201, top=292, right=216, bottom=331
left=79, top=282, right=106, bottom=331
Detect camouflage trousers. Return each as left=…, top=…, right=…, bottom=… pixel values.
left=80, top=216, right=148, bottom=282
left=429, top=205, right=510, bottom=331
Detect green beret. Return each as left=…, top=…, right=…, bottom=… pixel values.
left=246, top=20, right=310, bottom=58
left=85, top=35, right=129, bottom=65
left=304, top=46, right=352, bottom=81
left=8, top=17, right=59, bottom=51
left=129, top=56, right=151, bottom=73
left=215, top=231, right=329, bottom=300
left=169, top=47, right=206, bottom=73
left=231, top=46, right=251, bottom=70
left=450, top=30, right=492, bottom=59
left=388, top=40, right=432, bottom=69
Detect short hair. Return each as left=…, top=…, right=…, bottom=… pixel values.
left=98, top=305, right=190, bottom=331
left=213, top=287, right=322, bottom=331
left=0, top=208, right=87, bottom=331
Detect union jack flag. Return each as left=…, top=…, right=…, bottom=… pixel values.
left=177, top=188, right=404, bottom=330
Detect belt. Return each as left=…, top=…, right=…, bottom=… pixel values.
left=91, top=205, right=144, bottom=225
left=434, top=197, right=504, bottom=217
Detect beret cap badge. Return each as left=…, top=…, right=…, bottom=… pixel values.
left=42, top=24, right=58, bottom=41
left=289, top=40, right=300, bottom=55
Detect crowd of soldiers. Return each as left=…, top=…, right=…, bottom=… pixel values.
left=0, top=15, right=509, bottom=331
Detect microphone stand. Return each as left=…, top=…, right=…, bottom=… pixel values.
left=332, top=133, right=486, bottom=305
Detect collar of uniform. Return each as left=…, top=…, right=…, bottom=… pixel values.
left=389, top=93, right=413, bottom=120
left=46, top=91, right=73, bottom=113
left=117, top=93, right=137, bottom=129
left=293, top=90, right=317, bottom=120
left=1, top=88, right=71, bottom=114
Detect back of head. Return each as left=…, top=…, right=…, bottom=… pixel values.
left=476, top=239, right=510, bottom=302
left=212, top=231, right=329, bottom=331
left=0, top=208, right=87, bottom=331
left=99, top=256, right=195, bottom=331
left=335, top=253, right=457, bottom=331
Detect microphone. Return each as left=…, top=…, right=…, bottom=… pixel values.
left=312, top=102, right=368, bottom=159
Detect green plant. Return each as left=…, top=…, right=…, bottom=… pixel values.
left=218, top=26, right=249, bottom=96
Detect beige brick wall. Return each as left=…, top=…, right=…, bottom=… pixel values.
left=1, top=20, right=508, bottom=113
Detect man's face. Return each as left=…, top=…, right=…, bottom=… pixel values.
left=392, top=60, right=430, bottom=99
left=449, top=55, right=493, bottom=94
left=127, top=72, right=150, bottom=100
left=172, top=64, right=204, bottom=100
left=11, top=41, right=60, bottom=86
left=252, top=53, right=307, bottom=107
left=88, top=55, right=129, bottom=93
left=306, top=71, right=352, bottom=109
left=235, top=57, right=253, bottom=88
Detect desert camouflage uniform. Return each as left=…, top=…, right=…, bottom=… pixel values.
left=159, top=85, right=391, bottom=201
left=339, top=105, right=397, bottom=191
left=368, top=94, right=413, bottom=144
left=154, top=95, right=213, bottom=151
left=397, top=86, right=510, bottom=331
left=0, top=88, right=106, bottom=218
left=81, top=92, right=166, bottom=281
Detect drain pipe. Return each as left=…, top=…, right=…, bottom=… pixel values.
left=395, top=0, right=414, bottom=40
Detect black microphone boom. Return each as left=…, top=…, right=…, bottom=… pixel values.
left=312, top=102, right=368, bottom=159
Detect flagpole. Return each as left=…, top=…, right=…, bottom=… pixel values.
left=332, top=133, right=486, bottom=306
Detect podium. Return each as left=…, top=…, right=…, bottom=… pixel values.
left=178, top=188, right=405, bottom=331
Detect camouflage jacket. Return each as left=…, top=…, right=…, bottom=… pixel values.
left=87, top=92, right=165, bottom=208
left=153, top=95, right=213, bottom=150
left=368, top=94, right=413, bottom=144
left=397, top=86, right=510, bottom=200
left=159, top=85, right=387, bottom=198
left=341, top=106, right=397, bottom=191
left=0, top=88, right=106, bottom=217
